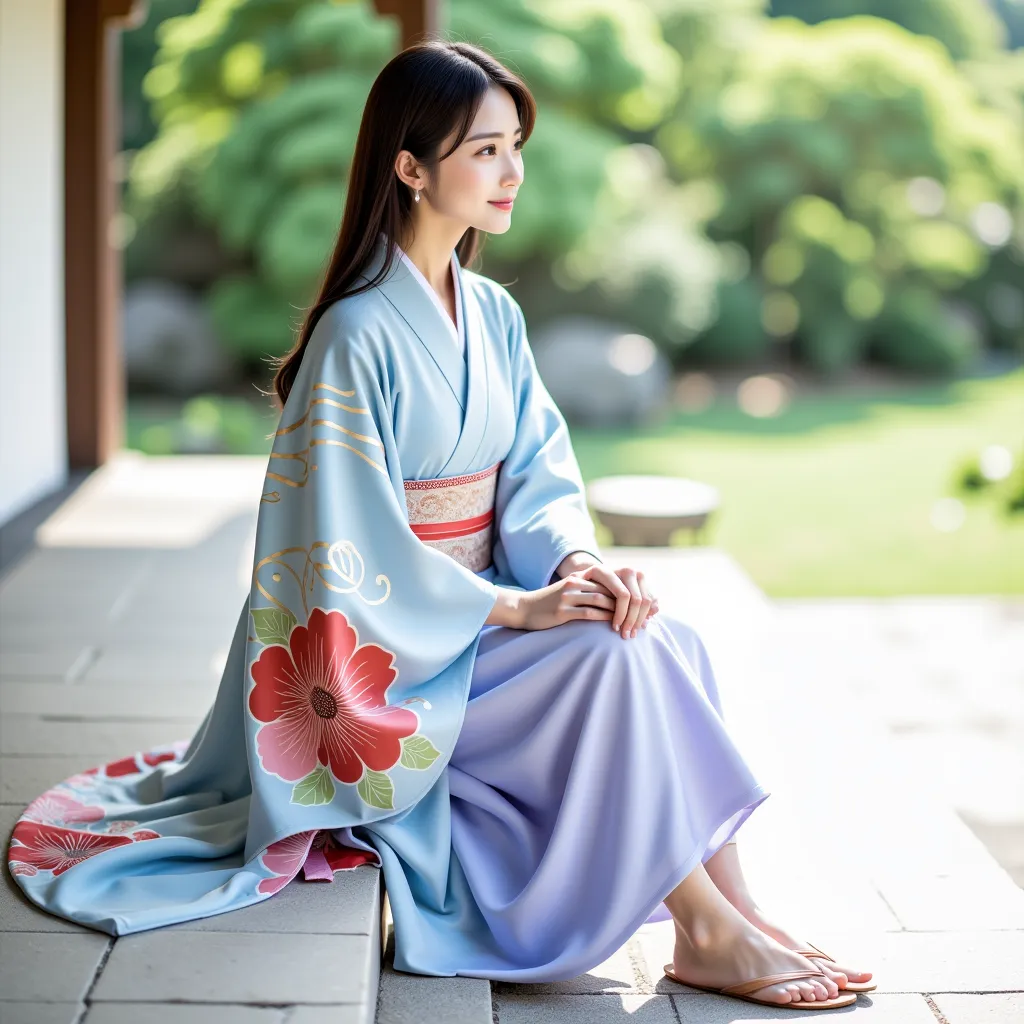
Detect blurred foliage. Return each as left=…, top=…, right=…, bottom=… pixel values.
left=126, top=0, right=681, bottom=367
left=129, top=394, right=277, bottom=454
left=123, top=0, right=1024, bottom=382
left=122, top=0, right=200, bottom=153
left=769, top=0, right=1007, bottom=60
left=953, top=444, right=1024, bottom=517
left=648, top=13, right=1024, bottom=373
left=990, top=0, right=1024, bottom=49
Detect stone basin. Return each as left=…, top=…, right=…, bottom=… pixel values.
left=586, top=474, right=720, bottom=546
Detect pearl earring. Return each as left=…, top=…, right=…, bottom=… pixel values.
left=413, top=189, right=420, bottom=203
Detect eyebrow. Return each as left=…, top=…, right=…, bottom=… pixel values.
left=465, top=127, right=523, bottom=142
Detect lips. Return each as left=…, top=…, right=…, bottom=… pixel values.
left=488, top=199, right=514, bottom=209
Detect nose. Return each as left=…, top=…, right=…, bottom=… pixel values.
left=502, top=153, right=523, bottom=188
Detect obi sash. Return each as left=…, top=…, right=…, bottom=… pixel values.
left=404, top=461, right=502, bottom=572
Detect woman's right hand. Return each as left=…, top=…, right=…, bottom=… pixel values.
left=517, top=571, right=617, bottom=631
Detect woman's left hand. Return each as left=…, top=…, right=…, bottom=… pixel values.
left=569, top=563, right=659, bottom=639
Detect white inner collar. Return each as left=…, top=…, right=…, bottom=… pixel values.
left=393, top=242, right=463, bottom=348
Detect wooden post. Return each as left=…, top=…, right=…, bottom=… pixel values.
left=372, top=0, right=439, bottom=49
left=63, top=0, right=144, bottom=469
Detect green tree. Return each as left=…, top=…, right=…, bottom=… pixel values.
left=122, top=0, right=200, bottom=153
left=656, top=16, right=1024, bottom=373
left=769, top=0, right=1007, bottom=60
left=126, top=0, right=681, bottom=367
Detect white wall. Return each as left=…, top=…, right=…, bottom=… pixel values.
left=0, top=0, right=67, bottom=525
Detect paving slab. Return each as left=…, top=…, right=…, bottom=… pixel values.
left=159, top=865, right=382, bottom=935
left=376, top=966, right=493, bottom=1024
left=0, top=715, right=199, bottom=757
left=0, top=930, right=110, bottom=1001
left=932, top=993, right=1024, bottom=1023
left=0, top=1004, right=86, bottom=1024
left=84, top=1007, right=287, bottom=1024
left=493, top=994, right=676, bottom=1023
left=0, top=682, right=216, bottom=719
left=77, top=647, right=231, bottom=686
left=672, top=992, right=935, bottom=1021
left=0, top=644, right=100, bottom=682
left=491, top=940, right=647, bottom=996
left=1, top=755, right=120, bottom=803
left=287, top=1008, right=371, bottom=1024
left=90, top=931, right=376, bottom=1005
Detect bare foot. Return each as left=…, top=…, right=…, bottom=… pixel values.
left=665, top=917, right=844, bottom=1005
left=735, top=902, right=874, bottom=990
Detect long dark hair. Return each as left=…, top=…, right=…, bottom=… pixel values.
left=268, top=39, right=537, bottom=408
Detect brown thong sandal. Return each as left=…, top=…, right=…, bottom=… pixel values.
left=663, top=963, right=858, bottom=1009
left=791, top=942, right=877, bottom=993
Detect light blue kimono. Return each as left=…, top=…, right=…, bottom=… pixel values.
left=6, top=233, right=769, bottom=981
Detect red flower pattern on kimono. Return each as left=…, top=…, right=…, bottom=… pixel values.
left=22, top=790, right=104, bottom=827
left=7, top=820, right=158, bottom=877
left=257, top=830, right=317, bottom=895
left=248, top=607, right=418, bottom=784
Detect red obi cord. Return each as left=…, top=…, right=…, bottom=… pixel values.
left=409, top=509, right=494, bottom=541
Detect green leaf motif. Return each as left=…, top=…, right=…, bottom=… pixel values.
left=251, top=607, right=296, bottom=647
left=357, top=769, right=394, bottom=810
left=291, top=764, right=335, bottom=806
left=400, top=734, right=441, bottom=771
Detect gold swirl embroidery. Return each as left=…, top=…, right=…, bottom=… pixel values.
left=268, top=380, right=387, bottom=487
left=261, top=491, right=281, bottom=503
left=252, top=546, right=309, bottom=618
left=253, top=540, right=390, bottom=621
left=274, top=382, right=363, bottom=437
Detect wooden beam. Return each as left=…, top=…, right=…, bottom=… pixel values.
left=63, top=0, right=144, bottom=470
left=372, top=0, right=439, bottom=49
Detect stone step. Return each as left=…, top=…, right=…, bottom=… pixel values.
left=375, top=891, right=492, bottom=1024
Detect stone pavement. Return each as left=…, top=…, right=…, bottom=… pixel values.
left=2, top=451, right=1023, bottom=1023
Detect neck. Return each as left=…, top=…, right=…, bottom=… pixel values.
left=395, top=220, right=463, bottom=292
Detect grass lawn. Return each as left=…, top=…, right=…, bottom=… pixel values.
left=127, top=367, right=1023, bottom=597
left=571, top=367, right=1024, bottom=597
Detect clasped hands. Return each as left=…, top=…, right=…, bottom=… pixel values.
left=550, top=551, right=659, bottom=639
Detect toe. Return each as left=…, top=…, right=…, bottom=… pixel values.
left=803, top=980, right=825, bottom=1000
left=749, top=981, right=794, bottom=1005
left=807, top=956, right=846, bottom=989
left=834, top=962, right=871, bottom=984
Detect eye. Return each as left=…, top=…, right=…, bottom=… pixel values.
left=479, top=139, right=525, bottom=156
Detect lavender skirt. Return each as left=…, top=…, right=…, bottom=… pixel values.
left=353, top=610, right=770, bottom=981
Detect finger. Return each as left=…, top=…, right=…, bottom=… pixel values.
left=569, top=605, right=614, bottom=622
left=630, top=574, right=655, bottom=636
left=626, top=596, right=653, bottom=638
left=584, top=567, right=633, bottom=631
left=566, top=592, right=616, bottom=610
left=566, top=580, right=617, bottom=598
left=618, top=572, right=645, bottom=637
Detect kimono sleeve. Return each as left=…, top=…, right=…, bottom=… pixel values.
left=253, top=313, right=499, bottom=686
left=493, top=296, right=604, bottom=592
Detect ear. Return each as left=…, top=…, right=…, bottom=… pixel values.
left=394, top=150, right=426, bottom=192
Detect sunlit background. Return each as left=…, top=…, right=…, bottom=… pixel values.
left=118, top=0, right=1023, bottom=598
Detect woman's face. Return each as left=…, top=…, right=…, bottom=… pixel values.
left=407, top=85, right=525, bottom=235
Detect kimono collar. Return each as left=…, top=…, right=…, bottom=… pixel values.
left=356, top=232, right=491, bottom=477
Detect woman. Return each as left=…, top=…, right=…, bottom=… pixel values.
left=7, top=40, right=873, bottom=1010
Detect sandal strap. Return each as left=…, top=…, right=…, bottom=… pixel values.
left=792, top=943, right=836, bottom=963
left=722, top=967, right=827, bottom=997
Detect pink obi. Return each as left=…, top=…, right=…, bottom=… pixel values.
left=404, top=461, right=502, bottom=572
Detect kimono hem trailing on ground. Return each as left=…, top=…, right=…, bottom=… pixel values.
left=6, top=232, right=770, bottom=981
